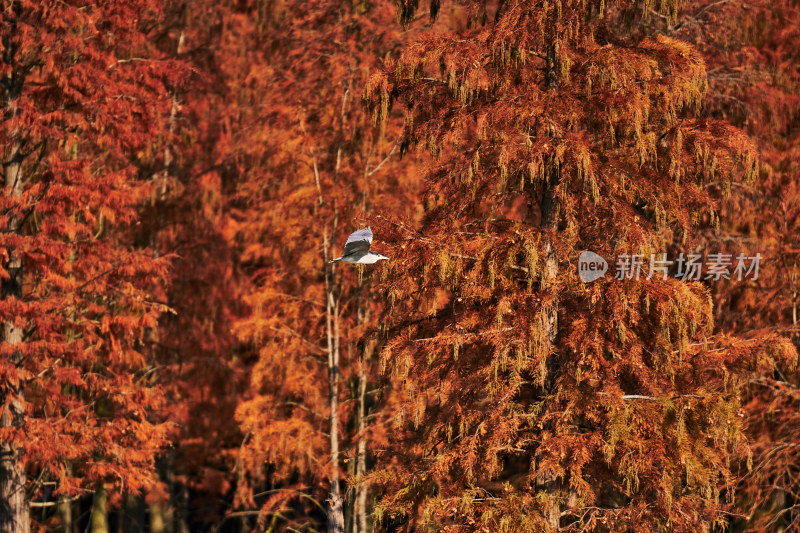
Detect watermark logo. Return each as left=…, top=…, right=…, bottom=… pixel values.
left=577, top=251, right=762, bottom=283
left=578, top=250, right=609, bottom=283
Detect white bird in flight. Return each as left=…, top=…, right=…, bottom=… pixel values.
left=330, top=227, right=388, bottom=264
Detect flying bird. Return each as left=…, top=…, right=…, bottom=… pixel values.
left=330, top=227, right=388, bottom=264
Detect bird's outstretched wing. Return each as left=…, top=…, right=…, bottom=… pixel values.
left=342, top=227, right=373, bottom=257
left=346, top=227, right=373, bottom=245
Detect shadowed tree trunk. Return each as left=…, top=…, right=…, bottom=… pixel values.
left=535, top=40, right=563, bottom=532
left=121, top=493, right=145, bottom=533
left=536, top=172, right=561, bottom=531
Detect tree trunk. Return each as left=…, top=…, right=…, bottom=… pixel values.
left=536, top=42, right=563, bottom=530
left=58, top=494, right=73, bottom=533
left=323, top=223, right=345, bottom=533
left=355, top=363, right=369, bottom=533
left=536, top=182, right=561, bottom=532
left=149, top=497, right=166, bottom=533
left=90, top=484, right=109, bottom=533
left=121, top=492, right=145, bottom=533
left=355, top=275, right=370, bottom=533
left=0, top=139, right=30, bottom=533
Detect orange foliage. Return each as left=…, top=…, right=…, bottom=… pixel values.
left=364, top=0, right=796, bottom=530
left=672, top=0, right=800, bottom=529
left=3, top=0, right=799, bottom=531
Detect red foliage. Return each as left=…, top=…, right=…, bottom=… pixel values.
left=1, top=0, right=187, bottom=506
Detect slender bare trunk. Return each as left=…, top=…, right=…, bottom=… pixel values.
left=323, top=220, right=345, bottom=533
left=355, top=274, right=370, bottom=533
left=355, top=363, right=369, bottom=533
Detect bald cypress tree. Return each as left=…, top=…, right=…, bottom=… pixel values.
left=1, top=1, right=181, bottom=530
left=224, top=0, right=429, bottom=530
left=366, top=0, right=796, bottom=530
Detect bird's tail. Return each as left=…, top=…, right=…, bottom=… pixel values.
left=329, top=257, right=342, bottom=263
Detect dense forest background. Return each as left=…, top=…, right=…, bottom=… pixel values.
left=1, top=0, right=799, bottom=531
